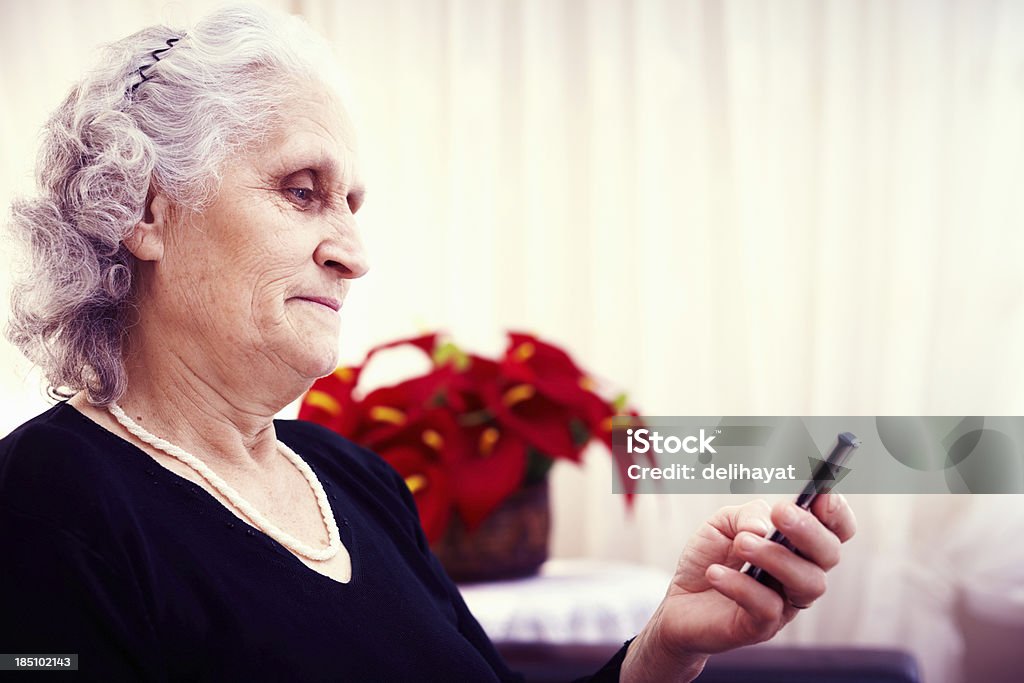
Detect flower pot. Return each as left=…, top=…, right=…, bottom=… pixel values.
left=432, top=480, right=550, bottom=583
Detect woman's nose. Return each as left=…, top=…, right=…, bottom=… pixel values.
left=314, top=218, right=369, bottom=278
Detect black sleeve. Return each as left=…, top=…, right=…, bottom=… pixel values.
left=0, top=504, right=164, bottom=682
left=572, top=639, right=634, bottom=682
left=378, top=458, right=633, bottom=683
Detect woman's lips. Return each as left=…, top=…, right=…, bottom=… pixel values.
left=294, top=296, right=341, bottom=312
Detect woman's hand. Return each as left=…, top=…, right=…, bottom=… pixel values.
left=620, top=494, right=857, bottom=682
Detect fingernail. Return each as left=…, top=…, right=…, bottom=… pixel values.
left=827, top=494, right=840, bottom=514
left=752, top=519, right=770, bottom=535
left=707, top=565, right=726, bottom=581
left=780, top=504, right=800, bottom=527
left=739, top=533, right=759, bottom=551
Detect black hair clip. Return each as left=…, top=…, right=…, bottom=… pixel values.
left=128, top=37, right=181, bottom=95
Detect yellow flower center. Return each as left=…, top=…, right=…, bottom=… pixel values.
left=405, top=474, right=428, bottom=494
left=369, top=406, right=406, bottom=425
left=512, top=342, right=535, bottom=362
left=479, top=427, right=500, bottom=456
left=305, top=390, right=342, bottom=416
left=421, top=429, right=444, bottom=451
left=502, top=383, right=536, bottom=407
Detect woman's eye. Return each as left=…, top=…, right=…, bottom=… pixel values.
left=286, top=187, right=315, bottom=205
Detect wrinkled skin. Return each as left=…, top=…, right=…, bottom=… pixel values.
left=622, top=495, right=857, bottom=682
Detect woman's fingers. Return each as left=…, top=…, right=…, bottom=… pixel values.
left=716, top=495, right=856, bottom=547
left=732, top=531, right=828, bottom=608
left=705, top=563, right=785, bottom=634
left=770, top=501, right=843, bottom=570
left=734, top=498, right=773, bottom=536
left=728, top=496, right=856, bottom=609
left=705, top=496, right=856, bottom=621
left=811, top=493, right=857, bottom=543
left=705, top=499, right=773, bottom=541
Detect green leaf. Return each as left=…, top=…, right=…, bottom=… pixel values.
left=568, top=418, right=591, bottom=447
left=433, top=341, right=470, bottom=371
left=523, top=448, right=556, bottom=485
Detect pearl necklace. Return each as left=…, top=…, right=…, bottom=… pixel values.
left=108, top=403, right=342, bottom=562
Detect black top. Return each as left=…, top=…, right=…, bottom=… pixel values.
left=0, top=403, right=629, bottom=681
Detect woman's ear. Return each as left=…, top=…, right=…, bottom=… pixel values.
left=124, top=190, right=171, bottom=262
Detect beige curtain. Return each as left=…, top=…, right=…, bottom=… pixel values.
left=3, top=2, right=1023, bottom=681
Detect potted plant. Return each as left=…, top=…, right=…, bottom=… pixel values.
left=299, top=332, right=640, bottom=581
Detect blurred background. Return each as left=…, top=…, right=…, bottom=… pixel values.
left=2, top=0, right=1023, bottom=680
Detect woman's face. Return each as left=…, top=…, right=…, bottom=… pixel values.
left=151, top=87, right=369, bottom=388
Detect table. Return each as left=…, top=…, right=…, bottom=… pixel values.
left=457, top=558, right=672, bottom=645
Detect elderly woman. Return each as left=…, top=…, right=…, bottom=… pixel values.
left=0, top=5, right=855, bottom=681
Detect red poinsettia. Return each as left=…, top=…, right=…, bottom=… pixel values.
left=299, top=332, right=642, bottom=543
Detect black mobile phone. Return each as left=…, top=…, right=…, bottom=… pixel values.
left=741, top=431, right=860, bottom=591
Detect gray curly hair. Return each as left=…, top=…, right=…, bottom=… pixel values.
left=6, top=4, right=349, bottom=406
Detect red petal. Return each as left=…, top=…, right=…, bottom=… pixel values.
left=378, top=445, right=453, bottom=542
left=451, top=434, right=528, bottom=529
left=364, top=333, right=439, bottom=364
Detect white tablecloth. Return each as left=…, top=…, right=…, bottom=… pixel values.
left=457, top=559, right=672, bottom=645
